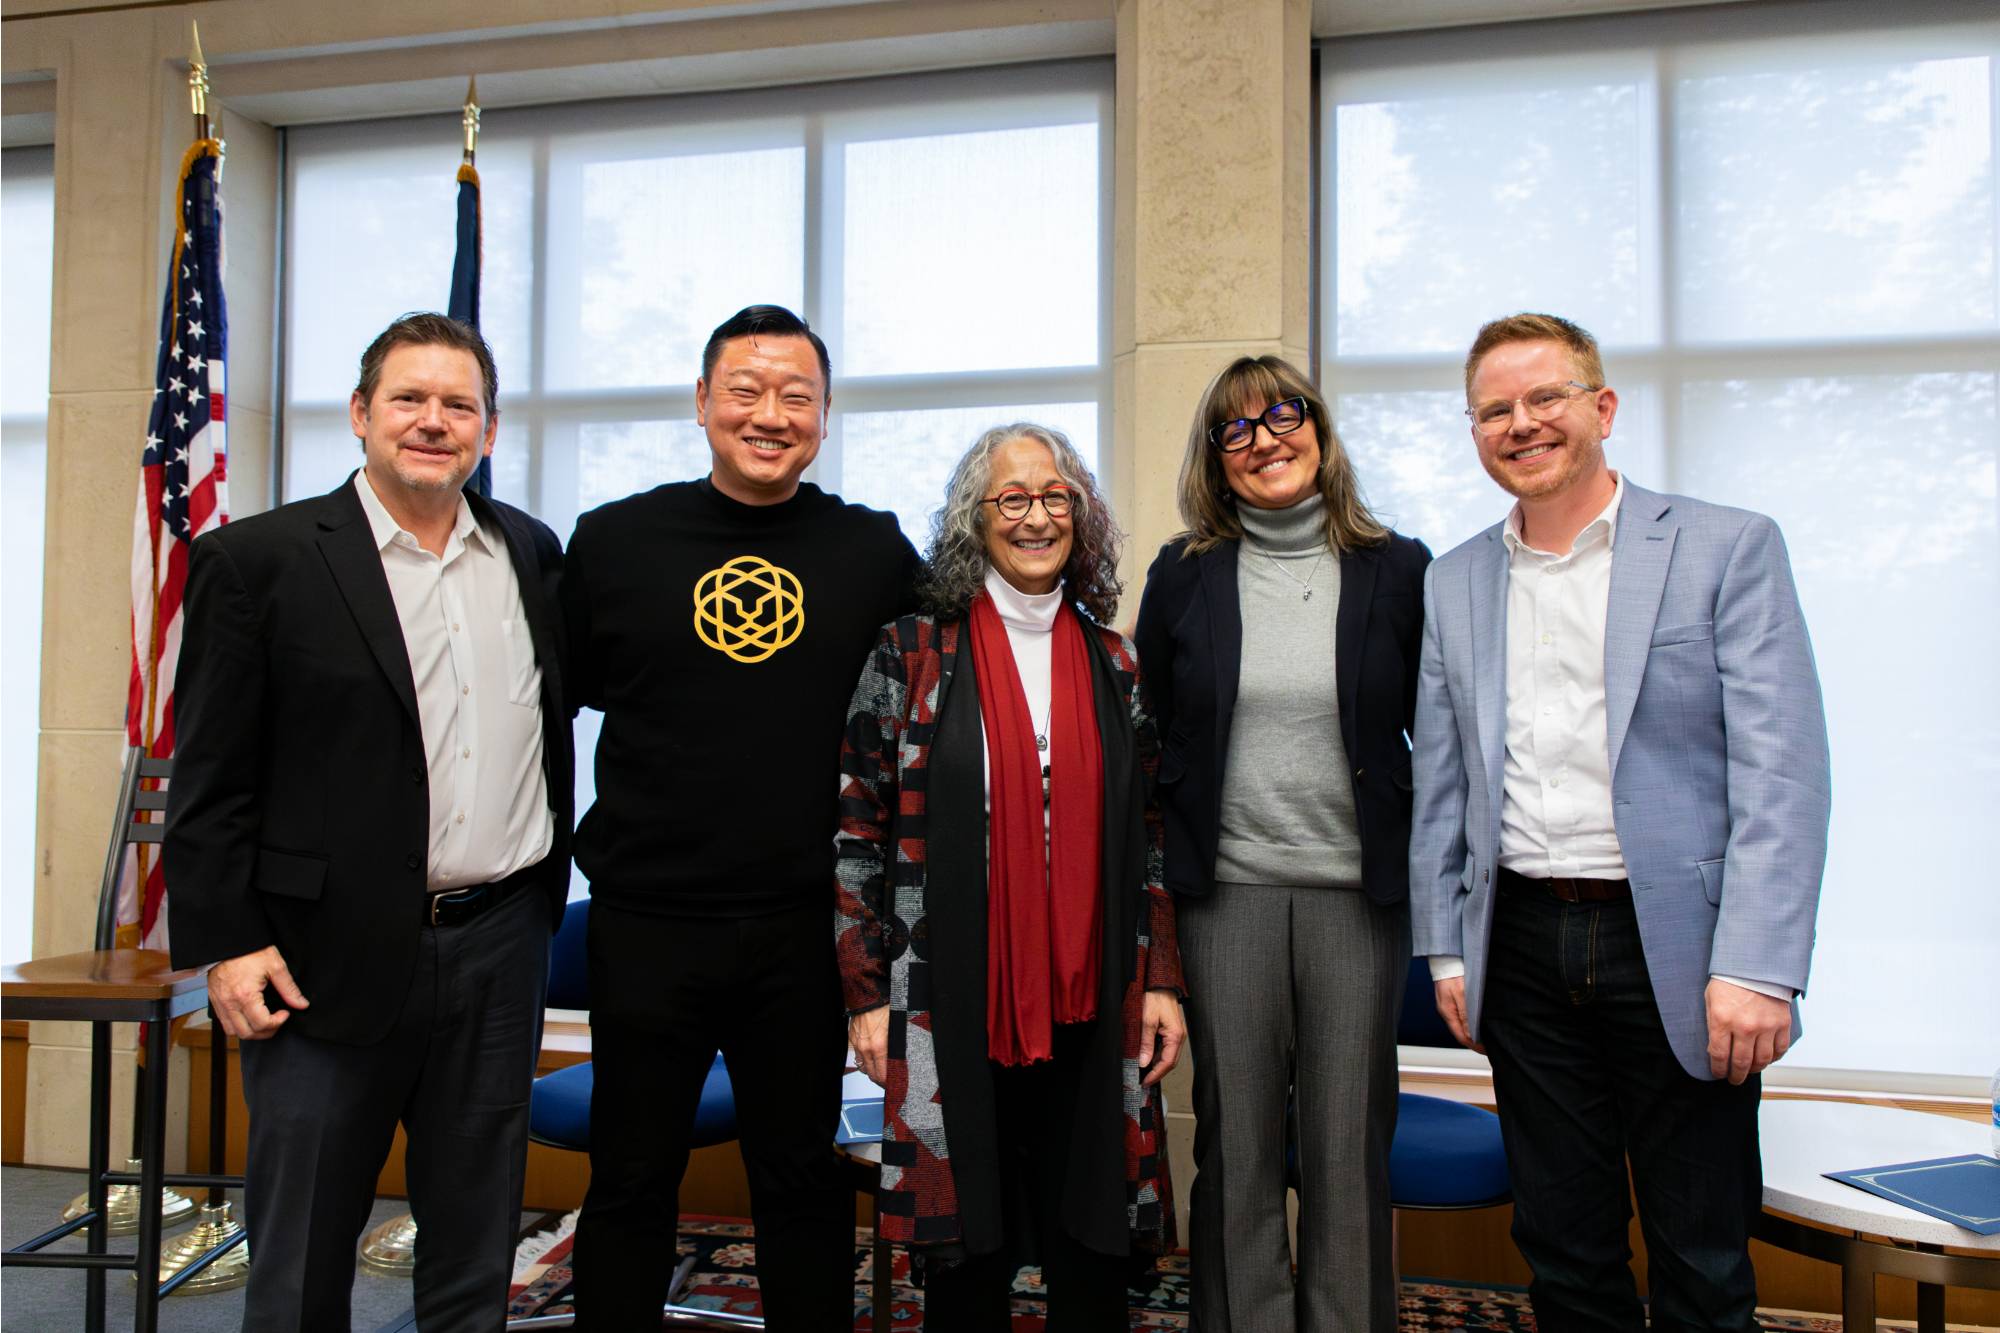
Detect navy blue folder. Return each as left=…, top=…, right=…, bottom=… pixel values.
left=1825, top=1154, right=2000, bottom=1235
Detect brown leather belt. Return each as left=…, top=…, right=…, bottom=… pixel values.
left=1499, top=866, right=1632, bottom=903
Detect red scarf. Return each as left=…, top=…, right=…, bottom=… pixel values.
left=968, top=589, right=1104, bottom=1066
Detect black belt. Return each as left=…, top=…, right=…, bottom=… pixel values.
left=427, top=865, right=537, bottom=927
left=1499, top=866, right=1631, bottom=903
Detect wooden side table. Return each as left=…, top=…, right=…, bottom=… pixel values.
left=1, top=950, right=224, bottom=1333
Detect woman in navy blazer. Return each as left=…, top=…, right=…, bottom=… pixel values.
left=1134, top=355, right=1428, bottom=1333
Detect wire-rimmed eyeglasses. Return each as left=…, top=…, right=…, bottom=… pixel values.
left=1465, top=381, right=1597, bottom=436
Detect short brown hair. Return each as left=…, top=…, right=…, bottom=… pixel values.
left=1176, top=355, right=1388, bottom=557
left=354, top=312, right=499, bottom=421
left=1463, top=312, right=1605, bottom=397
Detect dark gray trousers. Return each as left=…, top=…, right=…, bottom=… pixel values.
left=237, top=884, right=548, bottom=1332
left=1180, top=882, right=1408, bottom=1333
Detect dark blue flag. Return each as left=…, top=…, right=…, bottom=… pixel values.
left=450, top=162, right=489, bottom=497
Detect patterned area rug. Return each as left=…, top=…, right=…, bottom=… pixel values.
left=506, top=1215, right=1949, bottom=1329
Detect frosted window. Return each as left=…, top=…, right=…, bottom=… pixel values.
left=3, top=145, right=54, bottom=960
left=549, top=143, right=804, bottom=391
left=841, top=402, right=1099, bottom=546
left=282, top=415, right=363, bottom=504
left=1677, top=55, right=1995, bottom=342
left=842, top=123, right=1099, bottom=376
left=1334, top=70, right=1651, bottom=357
left=1324, top=10, right=2000, bottom=1086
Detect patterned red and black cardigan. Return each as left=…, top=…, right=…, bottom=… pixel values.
left=833, top=611, right=1183, bottom=1250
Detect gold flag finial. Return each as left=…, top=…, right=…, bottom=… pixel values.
left=461, top=76, right=480, bottom=163
left=188, top=21, right=211, bottom=138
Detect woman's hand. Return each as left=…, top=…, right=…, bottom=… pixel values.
left=848, top=1004, right=890, bottom=1088
left=1139, top=988, right=1185, bottom=1087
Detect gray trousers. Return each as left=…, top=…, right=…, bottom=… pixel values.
left=237, top=884, right=548, bottom=1332
left=1180, top=882, right=1408, bottom=1333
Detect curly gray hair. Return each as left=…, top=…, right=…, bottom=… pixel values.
left=917, top=422, right=1124, bottom=625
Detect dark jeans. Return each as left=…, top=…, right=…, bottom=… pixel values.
left=1480, top=880, right=1763, bottom=1333
left=922, top=1022, right=1132, bottom=1333
left=238, top=882, right=547, bottom=1333
left=572, top=899, right=853, bottom=1333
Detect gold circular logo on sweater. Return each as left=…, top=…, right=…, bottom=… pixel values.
left=693, top=556, right=805, bottom=663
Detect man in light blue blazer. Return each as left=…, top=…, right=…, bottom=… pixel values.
left=1409, top=313, right=1830, bottom=1333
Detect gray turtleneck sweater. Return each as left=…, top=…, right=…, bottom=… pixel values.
left=1215, top=494, right=1364, bottom=889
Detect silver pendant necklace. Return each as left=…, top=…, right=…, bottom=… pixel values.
left=1263, top=548, right=1326, bottom=602
left=1035, top=701, right=1052, bottom=804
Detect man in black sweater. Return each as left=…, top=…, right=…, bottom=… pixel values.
left=563, top=305, right=920, bottom=1329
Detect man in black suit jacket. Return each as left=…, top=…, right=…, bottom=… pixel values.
left=165, top=313, right=572, bottom=1331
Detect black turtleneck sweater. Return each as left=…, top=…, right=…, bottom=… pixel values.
left=563, top=478, right=921, bottom=916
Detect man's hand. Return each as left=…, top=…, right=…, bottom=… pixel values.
left=207, top=945, right=308, bottom=1040
left=1433, top=977, right=1485, bottom=1054
left=848, top=1005, right=890, bottom=1089
left=1139, top=989, right=1186, bottom=1087
left=1705, top=978, right=1791, bottom=1084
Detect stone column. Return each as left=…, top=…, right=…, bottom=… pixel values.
left=1110, top=0, right=1313, bottom=1229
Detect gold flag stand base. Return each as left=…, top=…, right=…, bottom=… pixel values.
left=154, top=1200, right=250, bottom=1294
left=62, top=1157, right=197, bottom=1238
left=358, top=1212, right=418, bottom=1276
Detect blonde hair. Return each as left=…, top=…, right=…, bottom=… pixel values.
left=1463, top=312, right=1606, bottom=397
left=1175, top=355, right=1388, bottom=556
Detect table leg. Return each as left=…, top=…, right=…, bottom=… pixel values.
left=208, top=1004, right=227, bottom=1199
left=86, top=1020, right=110, bottom=1333
left=872, top=1228, right=890, bottom=1333
left=1917, top=1279, right=1945, bottom=1333
left=134, top=1017, right=171, bottom=1333
left=1842, top=1257, right=1876, bottom=1333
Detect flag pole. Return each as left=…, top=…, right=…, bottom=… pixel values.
left=189, top=20, right=210, bottom=141
left=152, top=20, right=251, bottom=1293
left=463, top=74, right=480, bottom=164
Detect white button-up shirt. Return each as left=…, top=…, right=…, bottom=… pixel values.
left=1498, top=476, right=1628, bottom=880
left=355, top=472, right=552, bottom=892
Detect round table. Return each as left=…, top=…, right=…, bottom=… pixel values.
left=1756, top=1099, right=2000, bottom=1333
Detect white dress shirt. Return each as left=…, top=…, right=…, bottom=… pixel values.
left=1497, top=475, right=1628, bottom=881
left=355, top=472, right=553, bottom=893
left=1428, top=473, right=1788, bottom=1000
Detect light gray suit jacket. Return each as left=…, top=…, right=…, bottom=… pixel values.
left=1409, top=480, right=1831, bottom=1080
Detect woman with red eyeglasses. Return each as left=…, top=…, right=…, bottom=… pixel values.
left=834, top=421, right=1185, bottom=1331
left=1135, top=356, right=1430, bottom=1332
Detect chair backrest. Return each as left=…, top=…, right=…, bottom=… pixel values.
left=93, top=748, right=173, bottom=951
left=547, top=897, right=590, bottom=1011
left=1398, top=954, right=1458, bottom=1050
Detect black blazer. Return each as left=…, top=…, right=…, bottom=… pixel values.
left=1133, top=530, right=1430, bottom=905
left=165, top=476, right=574, bottom=1045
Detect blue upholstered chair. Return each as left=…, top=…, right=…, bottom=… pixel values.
left=518, top=899, right=749, bottom=1328
left=1386, top=960, right=1511, bottom=1211
left=1286, top=959, right=1510, bottom=1213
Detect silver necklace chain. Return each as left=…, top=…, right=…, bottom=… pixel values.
left=1261, top=548, right=1326, bottom=601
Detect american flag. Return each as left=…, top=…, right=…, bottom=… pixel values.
left=124, top=140, right=229, bottom=950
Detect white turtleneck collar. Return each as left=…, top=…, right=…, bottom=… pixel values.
left=983, top=565, right=1063, bottom=633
